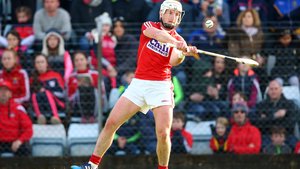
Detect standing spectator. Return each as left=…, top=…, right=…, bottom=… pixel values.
left=171, top=111, right=193, bottom=154
left=0, top=80, right=33, bottom=156
left=70, top=0, right=112, bottom=51
left=227, top=9, right=264, bottom=64
left=30, top=54, right=65, bottom=124
left=255, top=80, right=298, bottom=148
left=270, top=28, right=300, bottom=87
left=0, top=49, right=30, bottom=104
left=33, top=0, right=72, bottom=41
left=210, top=117, right=230, bottom=153
left=227, top=59, right=261, bottom=108
left=67, top=51, right=107, bottom=123
left=227, top=102, right=262, bottom=154
left=263, top=126, right=292, bottom=154
left=41, top=31, right=73, bottom=82
left=112, top=17, right=138, bottom=76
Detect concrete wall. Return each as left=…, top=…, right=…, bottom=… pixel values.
left=0, top=155, right=299, bottom=169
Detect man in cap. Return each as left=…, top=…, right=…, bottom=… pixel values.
left=0, top=79, right=33, bottom=156
left=227, top=102, right=261, bottom=154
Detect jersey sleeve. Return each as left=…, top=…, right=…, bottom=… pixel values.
left=141, top=21, right=154, bottom=32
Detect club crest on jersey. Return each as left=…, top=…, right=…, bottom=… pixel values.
left=147, top=39, right=170, bottom=57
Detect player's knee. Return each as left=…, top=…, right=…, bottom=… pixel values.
left=104, top=118, right=120, bottom=131
left=156, top=129, right=170, bottom=142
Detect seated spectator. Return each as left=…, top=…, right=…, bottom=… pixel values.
left=212, top=57, right=229, bottom=101
left=112, top=17, right=138, bottom=76
left=270, top=28, right=300, bottom=87
left=210, top=117, right=230, bottom=154
left=0, top=80, right=33, bottom=156
left=108, top=114, right=142, bottom=155
left=273, top=0, right=300, bottom=26
left=171, top=111, right=193, bottom=154
left=294, top=141, right=300, bottom=154
left=41, top=31, right=73, bottom=82
left=227, top=59, right=261, bottom=108
left=263, top=126, right=292, bottom=154
left=67, top=51, right=107, bottom=123
left=254, top=80, right=298, bottom=149
left=33, top=0, right=72, bottom=42
left=187, top=60, right=228, bottom=120
left=227, top=102, right=262, bottom=154
left=30, top=54, right=65, bottom=124
left=0, top=49, right=30, bottom=104
left=70, top=0, right=112, bottom=51
left=0, top=6, right=34, bottom=48
left=188, top=15, right=225, bottom=52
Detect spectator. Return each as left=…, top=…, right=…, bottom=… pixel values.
left=270, top=28, right=300, bottom=87
left=0, top=49, right=30, bottom=104
left=0, top=6, right=34, bottom=49
left=254, top=80, right=298, bottom=149
left=227, top=9, right=264, bottom=65
left=294, top=141, right=300, bottom=154
left=67, top=51, right=107, bottom=123
left=227, top=59, right=261, bottom=108
left=227, top=102, right=262, bottom=154
left=188, top=15, right=225, bottom=52
left=199, top=0, right=230, bottom=28
left=171, top=111, right=193, bottom=154
left=263, top=126, right=292, bottom=154
left=33, top=0, right=72, bottom=41
left=30, top=54, right=65, bottom=124
left=108, top=114, right=142, bottom=155
left=273, top=0, right=300, bottom=26
left=112, top=17, right=138, bottom=76
left=41, top=31, right=73, bottom=82
left=70, top=0, right=112, bottom=51
left=0, top=80, right=33, bottom=156
left=112, top=0, right=151, bottom=24
left=228, top=0, right=269, bottom=23
left=187, top=60, right=228, bottom=120
left=212, top=57, right=229, bottom=101
left=210, top=117, right=230, bottom=153
left=10, top=0, right=36, bottom=24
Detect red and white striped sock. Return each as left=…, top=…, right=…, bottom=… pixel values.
left=88, top=154, right=102, bottom=169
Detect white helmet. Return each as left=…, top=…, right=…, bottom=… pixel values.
left=160, top=0, right=185, bottom=29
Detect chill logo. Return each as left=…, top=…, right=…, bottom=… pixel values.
left=147, top=39, right=170, bottom=57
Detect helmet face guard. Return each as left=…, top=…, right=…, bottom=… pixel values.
left=160, top=0, right=185, bottom=29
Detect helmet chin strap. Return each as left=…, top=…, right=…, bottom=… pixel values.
left=160, top=20, right=176, bottom=30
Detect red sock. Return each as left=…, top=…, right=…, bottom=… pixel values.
left=89, top=154, right=102, bottom=165
left=158, top=165, right=168, bottom=169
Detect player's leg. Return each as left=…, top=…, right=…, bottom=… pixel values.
left=71, top=96, right=141, bottom=169
left=152, top=105, right=173, bottom=169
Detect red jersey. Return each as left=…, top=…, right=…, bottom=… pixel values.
left=135, top=21, right=181, bottom=81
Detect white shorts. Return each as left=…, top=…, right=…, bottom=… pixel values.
left=122, top=78, right=174, bottom=114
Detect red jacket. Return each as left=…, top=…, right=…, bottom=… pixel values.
left=0, top=66, right=30, bottom=103
left=171, top=129, right=193, bottom=150
left=67, top=69, right=100, bottom=100
left=227, top=120, right=261, bottom=154
left=0, top=99, right=33, bottom=143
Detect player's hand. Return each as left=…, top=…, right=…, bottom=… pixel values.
left=174, top=41, right=188, bottom=52
left=183, top=46, right=200, bottom=60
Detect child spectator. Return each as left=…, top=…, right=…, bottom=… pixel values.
left=210, top=117, right=230, bottom=153
left=0, top=80, right=33, bottom=156
left=263, top=126, right=291, bottom=154
left=41, top=31, right=73, bottom=82
left=67, top=51, right=107, bottom=123
left=0, top=49, right=30, bottom=104
left=30, top=54, right=65, bottom=124
left=171, top=111, right=193, bottom=154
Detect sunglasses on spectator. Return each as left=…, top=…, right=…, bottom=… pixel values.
left=233, top=110, right=246, bottom=114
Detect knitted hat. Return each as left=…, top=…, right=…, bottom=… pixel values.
left=0, top=79, right=12, bottom=91
left=231, top=102, right=249, bottom=114
left=98, top=12, right=112, bottom=26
